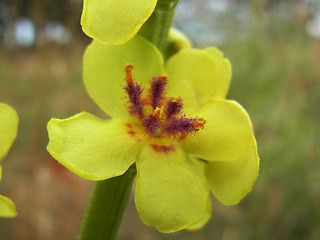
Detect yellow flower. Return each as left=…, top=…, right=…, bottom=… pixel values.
left=81, top=0, right=158, bottom=44
left=47, top=36, right=259, bottom=232
left=0, top=103, right=18, bottom=218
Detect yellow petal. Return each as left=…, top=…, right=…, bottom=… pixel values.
left=187, top=195, right=211, bottom=231
left=206, top=137, right=259, bottom=205
left=165, top=48, right=218, bottom=112
left=205, top=48, right=232, bottom=99
left=165, top=47, right=232, bottom=113
left=182, top=99, right=253, bottom=161
left=0, top=103, right=18, bottom=162
left=0, top=194, right=17, bottom=218
left=81, top=0, right=158, bottom=45
left=47, top=112, right=143, bottom=181
left=83, top=36, right=164, bottom=118
left=135, top=144, right=209, bottom=232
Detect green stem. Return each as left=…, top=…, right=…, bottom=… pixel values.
left=78, top=164, right=136, bottom=240
left=139, top=0, right=179, bottom=56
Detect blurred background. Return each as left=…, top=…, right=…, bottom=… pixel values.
left=0, top=0, right=319, bottom=239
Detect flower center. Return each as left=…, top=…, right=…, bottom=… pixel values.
left=124, top=64, right=206, bottom=139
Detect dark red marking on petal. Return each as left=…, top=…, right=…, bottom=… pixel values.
left=125, top=123, right=136, bottom=136
left=125, top=123, right=142, bottom=142
left=150, top=144, right=175, bottom=153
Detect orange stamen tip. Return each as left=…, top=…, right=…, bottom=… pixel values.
left=158, top=74, right=168, bottom=81
left=192, top=118, right=206, bottom=128
left=125, top=64, right=134, bottom=85
left=124, top=64, right=134, bottom=71
left=191, top=229, right=197, bottom=233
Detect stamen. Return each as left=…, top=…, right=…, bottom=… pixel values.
left=124, top=64, right=144, bottom=119
left=142, top=107, right=164, bottom=136
left=164, top=117, right=206, bottom=137
left=122, top=64, right=206, bottom=140
left=191, top=118, right=206, bottom=129
left=158, top=74, right=168, bottom=82
left=124, top=64, right=134, bottom=85
left=166, top=97, right=183, bottom=119
left=150, top=74, right=167, bottom=109
left=142, top=116, right=160, bottom=136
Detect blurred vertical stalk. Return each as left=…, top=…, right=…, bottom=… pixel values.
left=249, top=0, right=263, bottom=40
left=139, top=0, right=179, bottom=56
left=248, top=0, right=265, bottom=59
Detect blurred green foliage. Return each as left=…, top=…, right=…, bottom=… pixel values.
left=218, top=23, right=319, bottom=240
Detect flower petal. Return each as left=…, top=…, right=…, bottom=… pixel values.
left=165, top=48, right=231, bottom=112
left=83, top=36, right=164, bottom=118
left=206, top=137, right=259, bottom=205
left=0, top=194, right=17, bottom=218
left=47, top=112, right=143, bottom=181
left=205, top=48, right=232, bottom=99
left=187, top=195, right=211, bottom=231
left=182, top=99, right=253, bottom=161
left=135, top=144, right=209, bottom=233
left=0, top=103, right=18, bottom=162
left=81, top=0, right=157, bottom=45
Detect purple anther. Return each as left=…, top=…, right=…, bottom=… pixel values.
left=166, top=97, right=183, bottom=119
left=124, top=82, right=144, bottom=119
left=164, top=117, right=198, bottom=136
left=150, top=75, right=167, bottom=109
left=142, top=115, right=161, bottom=136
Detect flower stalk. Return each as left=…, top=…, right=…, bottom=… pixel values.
left=79, top=164, right=136, bottom=240
left=139, top=0, right=179, bottom=56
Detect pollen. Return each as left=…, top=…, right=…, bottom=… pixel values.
left=158, top=74, right=168, bottom=82
left=191, top=118, right=206, bottom=129
left=151, top=106, right=164, bottom=118
left=123, top=64, right=206, bottom=139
